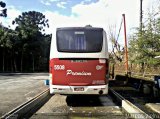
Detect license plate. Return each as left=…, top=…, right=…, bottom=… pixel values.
left=74, top=87, right=84, bottom=91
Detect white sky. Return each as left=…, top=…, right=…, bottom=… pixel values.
left=43, top=0, right=159, bottom=50
left=0, top=0, right=159, bottom=50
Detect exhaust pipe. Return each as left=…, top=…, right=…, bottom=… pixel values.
left=99, top=90, right=103, bottom=95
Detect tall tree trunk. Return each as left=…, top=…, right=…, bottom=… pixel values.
left=11, top=51, right=14, bottom=72
left=21, top=51, right=24, bottom=72
left=11, top=58, right=13, bottom=72
left=32, top=53, right=35, bottom=72
left=141, top=62, right=144, bottom=73
left=111, top=64, right=115, bottom=79
left=2, top=48, right=5, bottom=72
left=14, top=57, right=17, bottom=72
left=13, top=49, right=17, bottom=72
left=12, top=49, right=17, bottom=72
left=6, top=52, right=8, bottom=72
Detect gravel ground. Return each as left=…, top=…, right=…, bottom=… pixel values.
left=0, top=73, right=48, bottom=116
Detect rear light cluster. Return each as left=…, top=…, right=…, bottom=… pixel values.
left=49, top=74, right=52, bottom=85
left=49, top=67, right=52, bottom=73
left=49, top=74, right=52, bottom=80
left=105, top=59, right=109, bottom=84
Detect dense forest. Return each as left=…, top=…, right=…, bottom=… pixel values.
left=0, top=1, right=51, bottom=72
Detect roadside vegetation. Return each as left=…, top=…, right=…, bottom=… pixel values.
left=109, top=2, right=160, bottom=75
left=129, top=11, right=160, bottom=70
left=0, top=1, right=51, bottom=72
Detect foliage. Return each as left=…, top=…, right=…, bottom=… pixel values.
left=0, top=11, right=51, bottom=72
left=129, top=11, right=160, bottom=66
left=0, top=1, right=7, bottom=17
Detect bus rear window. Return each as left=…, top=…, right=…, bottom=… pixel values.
left=56, top=29, right=103, bottom=53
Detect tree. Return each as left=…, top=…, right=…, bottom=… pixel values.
left=129, top=11, right=160, bottom=68
left=0, top=1, right=7, bottom=17
left=0, top=25, right=13, bottom=72
left=12, top=11, right=49, bottom=72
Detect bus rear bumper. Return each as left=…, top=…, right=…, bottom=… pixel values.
left=50, top=84, right=108, bottom=95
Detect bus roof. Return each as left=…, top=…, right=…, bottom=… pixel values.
left=56, top=27, right=103, bottom=31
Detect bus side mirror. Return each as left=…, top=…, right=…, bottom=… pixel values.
left=44, top=79, right=49, bottom=86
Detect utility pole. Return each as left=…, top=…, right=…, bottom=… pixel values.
left=140, top=0, right=143, bottom=32
left=122, top=14, right=129, bottom=74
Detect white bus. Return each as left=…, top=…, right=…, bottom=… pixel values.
left=49, top=27, right=109, bottom=95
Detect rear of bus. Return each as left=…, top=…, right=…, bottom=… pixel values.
left=49, top=27, right=109, bottom=95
